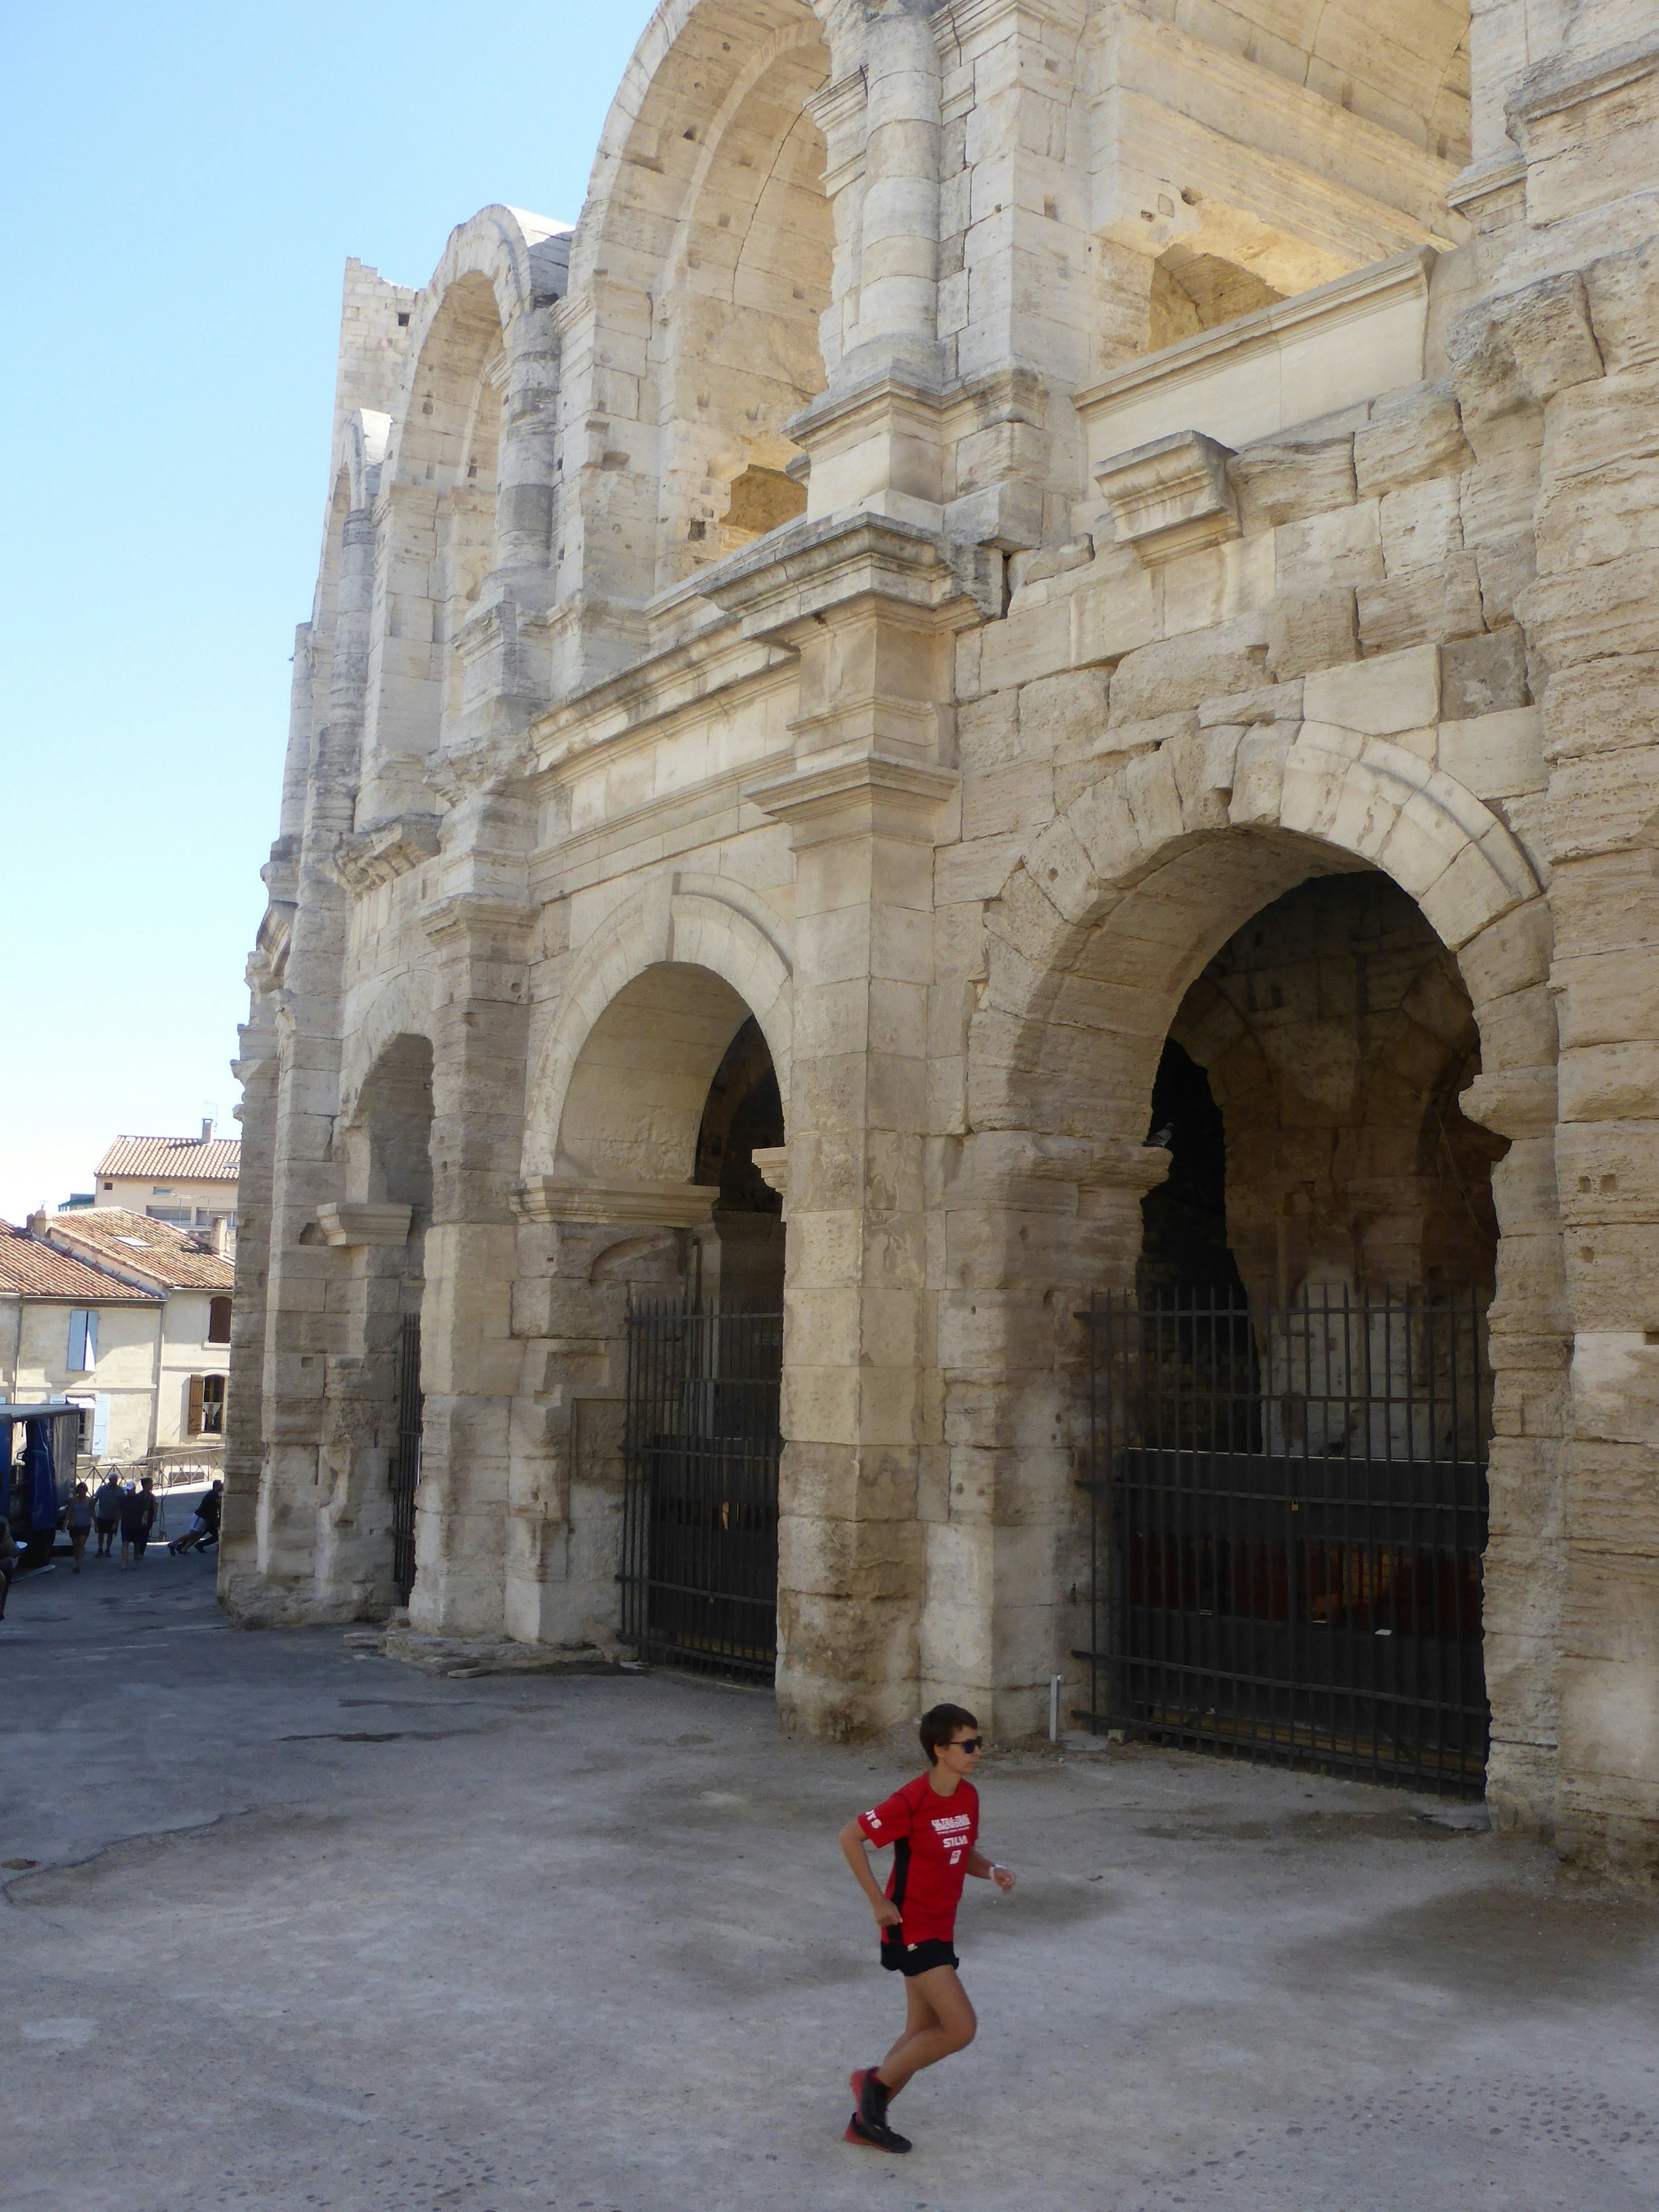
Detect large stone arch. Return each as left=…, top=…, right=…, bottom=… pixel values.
left=970, top=724, right=1549, bottom=1152
left=562, top=0, right=835, bottom=601
left=522, top=880, right=793, bottom=1183
left=944, top=721, right=1563, bottom=1818
left=338, top=968, right=437, bottom=1138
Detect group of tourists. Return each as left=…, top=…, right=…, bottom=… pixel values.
left=0, top=1476, right=224, bottom=1618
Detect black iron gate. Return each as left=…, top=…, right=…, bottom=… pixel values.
left=622, top=1299, right=782, bottom=1680
left=1079, top=1287, right=1490, bottom=1793
left=390, top=1313, right=422, bottom=1604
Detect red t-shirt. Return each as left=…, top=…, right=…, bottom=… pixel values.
left=857, top=1773, right=979, bottom=1945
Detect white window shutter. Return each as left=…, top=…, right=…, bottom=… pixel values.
left=92, top=1395, right=110, bottom=1454
left=85, top=1310, right=98, bottom=1366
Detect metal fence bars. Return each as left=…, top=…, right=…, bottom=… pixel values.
left=390, top=1315, right=423, bottom=1603
left=1079, top=1286, right=1491, bottom=1793
left=622, top=1298, right=783, bottom=1680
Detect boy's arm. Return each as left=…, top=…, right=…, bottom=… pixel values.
left=839, top=1817, right=902, bottom=1927
left=966, top=1848, right=1016, bottom=1892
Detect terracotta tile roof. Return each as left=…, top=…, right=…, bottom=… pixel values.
left=0, top=1222, right=159, bottom=1303
left=46, top=1210, right=236, bottom=1292
left=96, top=1134, right=242, bottom=1183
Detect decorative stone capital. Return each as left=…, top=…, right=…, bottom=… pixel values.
left=332, top=814, right=441, bottom=895
left=703, top=510, right=999, bottom=638
left=421, top=893, right=536, bottom=950
left=510, top=1176, right=718, bottom=1228
left=316, top=1202, right=413, bottom=1248
left=1094, top=431, right=1240, bottom=566
left=751, top=1147, right=789, bottom=1217
left=744, top=755, right=958, bottom=848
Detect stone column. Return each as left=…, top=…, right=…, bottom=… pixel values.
left=505, top=1178, right=715, bottom=1646
left=848, top=2, right=943, bottom=384
left=405, top=889, right=535, bottom=1637
left=931, top=1134, right=1166, bottom=1736
left=235, top=508, right=373, bottom=1617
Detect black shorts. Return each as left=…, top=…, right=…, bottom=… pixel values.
left=881, top=1935, right=960, bottom=1977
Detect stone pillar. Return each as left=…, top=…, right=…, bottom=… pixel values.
left=233, top=509, right=373, bottom=1618
left=847, top=2, right=942, bottom=384
left=505, top=1177, right=715, bottom=1646
left=931, top=1134, right=1166, bottom=1736
left=407, top=890, right=535, bottom=1637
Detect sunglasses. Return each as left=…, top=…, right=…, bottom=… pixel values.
left=950, top=1736, right=984, bottom=1754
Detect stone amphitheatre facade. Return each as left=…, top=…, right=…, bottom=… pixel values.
left=226, top=0, right=1659, bottom=1873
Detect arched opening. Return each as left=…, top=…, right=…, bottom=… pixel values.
left=555, top=962, right=788, bottom=1681
left=1071, top=864, right=1503, bottom=1790
left=1122, top=0, right=1473, bottom=359
left=368, top=273, right=506, bottom=800
left=652, top=32, right=832, bottom=588
left=332, top=1034, right=434, bottom=1611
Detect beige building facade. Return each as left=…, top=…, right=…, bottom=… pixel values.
left=229, top=0, right=1659, bottom=1874
left=2, top=1213, right=234, bottom=1460
left=90, top=1127, right=241, bottom=1249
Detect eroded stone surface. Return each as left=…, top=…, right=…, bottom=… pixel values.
left=232, top=1, right=1659, bottom=1875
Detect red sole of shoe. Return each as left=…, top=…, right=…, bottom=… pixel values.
left=844, top=2117, right=909, bottom=2154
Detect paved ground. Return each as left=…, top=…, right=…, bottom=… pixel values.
left=3, top=1551, right=1658, bottom=2212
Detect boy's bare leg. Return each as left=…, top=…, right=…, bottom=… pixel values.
left=877, top=1966, right=976, bottom=2094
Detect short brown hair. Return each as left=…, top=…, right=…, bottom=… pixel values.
left=920, top=1703, right=979, bottom=1765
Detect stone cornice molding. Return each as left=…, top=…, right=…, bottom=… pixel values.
left=751, top=1147, right=789, bottom=1217
left=1446, top=153, right=1528, bottom=216
left=510, top=1176, right=718, bottom=1228
left=1073, top=250, right=1436, bottom=424
left=745, top=754, right=959, bottom=848
left=421, top=892, right=536, bottom=950
left=1095, top=431, right=1241, bottom=566
left=934, top=0, right=1087, bottom=59
left=1508, top=33, right=1659, bottom=129
left=425, top=731, right=537, bottom=804
left=331, top=813, right=442, bottom=895
left=316, top=1201, right=413, bottom=1249
left=703, top=512, right=1001, bottom=641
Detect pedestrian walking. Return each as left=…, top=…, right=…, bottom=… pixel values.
left=170, top=1478, right=224, bottom=1556
left=65, top=1482, right=94, bottom=1574
left=0, top=1517, right=16, bottom=1619
left=837, top=1705, right=1016, bottom=2154
left=119, top=1479, right=159, bottom=1568
left=93, top=1473, right=123, bottom=1557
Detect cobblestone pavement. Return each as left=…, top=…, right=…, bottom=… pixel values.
left=4, top=1552, right=1657, bottom=2212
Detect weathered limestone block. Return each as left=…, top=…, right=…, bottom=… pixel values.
left=1303, top=642, right=1440, bottom=735
left=1440, top=628, right=1530, bottom=719
left=1228, top=431, right=1358, bottom=530
left=1275, top=501, right=1385, bottom=591
left=1584, top=234, right=1659, bottom=372
left=1109, top=615, right=1269, bottom=722
left=1264, top=589, right=1358, bottom=681
left=1353, top=382, right=1473, bottom=496
left=1053, top=709, right=1190, bottom=811
left=1017, top=667, right=1110, bottom=753
left=1543, top=653, right=1659, bottom=759
left=1357, top=553, right=1486, bottom=653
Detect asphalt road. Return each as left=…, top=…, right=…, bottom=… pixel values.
left=3, top=1548, right=1657, bottom=2212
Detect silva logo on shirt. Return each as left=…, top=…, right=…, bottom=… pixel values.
left=932, top=1809, right=972, bottom=1862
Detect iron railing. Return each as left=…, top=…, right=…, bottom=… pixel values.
left=1078, top=1286, right=1490, bottom=1794
left=390, top=1314, right=422, bottom=1603
left=622, top=1297, right=782, bottom=1680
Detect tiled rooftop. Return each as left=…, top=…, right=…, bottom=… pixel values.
left=0, top=1222, right=159, bottom=1303
left=47, top=1209, right=235, bottom=1292
left=96, top=1135, right=242, bottom=1183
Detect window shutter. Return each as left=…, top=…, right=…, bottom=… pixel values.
left=67, top=1309, right=96, bottom=1371
left=92, top=1395, right=111, bottom=1455
left=187, top=1374, right=204, bottom=1437
left=85, top=1310, right=98, bottom=1366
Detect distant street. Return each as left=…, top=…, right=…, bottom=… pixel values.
left=3, top=1549, right=1658, bottom=2212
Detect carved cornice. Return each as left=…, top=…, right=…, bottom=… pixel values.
left=1094, top=431, right=1241, bottom=566
left=751, top=1147, right=789, bottom=1217
left=745, top=754, right=959, bottom=847
left=332, top=813, right=442, bottom=895
left=421, top=893, right=536, bottom=949
left=316, top=1201, right=414, bottom=1249
left=510, top=1176, right=718, bottom=1228
left=425, top=732, right=538, bottom=804
left=703, top=512, right=1001, bottom=641
left=1508, top=33, right=1659, bottom=128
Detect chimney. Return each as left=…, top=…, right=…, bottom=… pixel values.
left=200, top=1116, right=214, bottom=1143
left=26, top=1206, right=48, bottom=1239
left=210, top=1218, right=231, bottom=1259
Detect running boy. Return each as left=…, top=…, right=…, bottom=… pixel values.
left=837, top=1704, right=1015, bottom=2154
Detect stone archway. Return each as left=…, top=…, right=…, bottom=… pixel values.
left=941, top=723, right=1561, bottom=1827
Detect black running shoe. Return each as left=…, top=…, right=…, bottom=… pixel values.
left=850, top=2065, right=889, bottom=2128
left=845, top=2113, right=911, bottom=2154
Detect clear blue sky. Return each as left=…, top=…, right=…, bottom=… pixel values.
left=0, top=0, right=653, bottom=1222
